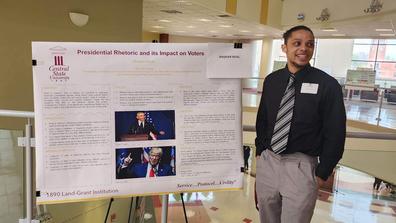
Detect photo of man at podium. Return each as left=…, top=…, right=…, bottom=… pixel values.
left=115, top=110, right=175, bottom=142
left=128, top=111, right=164, bottom=140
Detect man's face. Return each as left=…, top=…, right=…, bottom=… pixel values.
left=136, top=113, right=145, bottom=122
left=282, top=29, right=314, bottom=73
left=149, top=152, right=160, bottom=166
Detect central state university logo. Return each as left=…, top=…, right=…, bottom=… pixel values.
left=48, top=46, right=70, bottom=82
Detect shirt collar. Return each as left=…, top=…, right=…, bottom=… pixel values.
left=284, top=64, right=311, bottom=82
left=148, top=163, right=158, bottom=170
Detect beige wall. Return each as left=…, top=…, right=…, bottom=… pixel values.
left=0, top=0, right=143, bottom=129
left=267, top=0, right=283, bottom=29
left=142, top=31, right=160, bottom=43
left=236, top=0, right=262, bottom=23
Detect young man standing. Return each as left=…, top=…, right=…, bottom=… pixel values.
left=255, top=25, right=346, bottom=223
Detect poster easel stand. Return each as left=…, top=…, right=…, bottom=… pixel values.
left=180, top=193, right=188, bottom=223
left=159, top=193, right=188, bottom=223
left=161, top=194, right=169, bottom=223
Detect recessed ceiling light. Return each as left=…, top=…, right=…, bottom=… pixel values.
left=239, top=30, right=251, bottom=33
left=176, top=30, right=186, bottom=33
left=255, top=34, right=266, bottom=37
left=195, top=34, right=205, bottom=37
left=209, top=30, right=218, bottom=33
left=380, top=33, right=396, bottom=36
left=198, top=18, right=211, bottom=22
left=158, top=19, right=172, bottom=23
left=175, top=0, right=192, bottom=5
left=186, top=25, right=195, bottom=28
left=152, top=25, right=165, bottom=29
left=217, top=14, right=232, bottom=18
left=331, top=33, right=346, bottom=36
left=150, top=30, right=159, bottom=33
left=160, top=9, right=182, bottom=14
left=219, top=25, right=232, bottom=28
left=321, top=28, right=337, bottom=32
left=376, top=28, right=393, bottom=32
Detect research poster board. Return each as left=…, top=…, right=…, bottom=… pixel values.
left=32, top=42, right=243, bottom=204
left=346, top=69, right=376, bottom=87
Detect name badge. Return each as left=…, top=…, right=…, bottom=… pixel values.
left=300, top=83, right=318, bottom=94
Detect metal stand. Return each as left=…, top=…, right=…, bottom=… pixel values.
left=376, top=90, right=384, bottom=125
left=128, top=197, right=138, bottom=223
left=104, top=197, right=114, bottom=223
left=26, top=119, right=33, bottom=221
left=180, top=193, right=188, bottom=223
left=19, top=118, right=39, bottom=223
left=161, top=194, right=169, bottom=223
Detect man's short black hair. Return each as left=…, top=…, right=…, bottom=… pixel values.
left=283, top=25, right=314, bottom=44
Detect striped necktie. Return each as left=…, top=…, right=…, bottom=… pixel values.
left=270, top=75, right=295, bottom=154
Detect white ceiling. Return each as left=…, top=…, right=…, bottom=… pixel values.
left=143, top=0, right=283, bottom=40
left=143, top=0, right=396, bottom=40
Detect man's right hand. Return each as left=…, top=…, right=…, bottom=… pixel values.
left=122, top=153, right=133, bottom=168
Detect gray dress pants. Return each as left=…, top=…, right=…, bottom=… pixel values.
left=256, top=150, right=318, bottom=223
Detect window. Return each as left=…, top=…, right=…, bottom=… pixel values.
left=352, top=39, right=396, bottom=81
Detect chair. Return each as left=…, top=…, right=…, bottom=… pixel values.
left=360, top=90, right=379, bottom=102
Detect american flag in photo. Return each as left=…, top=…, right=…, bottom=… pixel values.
left=145, top=112, right=153, bottom=124
left=170, top=147, right=175, bottom=173
left=142, top=147, right=151, bottom=163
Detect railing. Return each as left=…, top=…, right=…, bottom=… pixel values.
left=242, top=125, right=396, bottom=140
left=242, top=81, right=396, bottom=129
left=0, top=109, right=35, bottom=223
left=243, top=124, right=396, bottom=185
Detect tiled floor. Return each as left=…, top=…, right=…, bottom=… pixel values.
left=344, top=100, right=396, bottom=129
left=146, top=166, right=396, bottom=223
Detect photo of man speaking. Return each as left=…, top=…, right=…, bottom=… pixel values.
left=115, top=110, right=175, bottom=142
left=129, top=111, right=164, bottom=140
left=116, top=147, right=175, bottom=179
